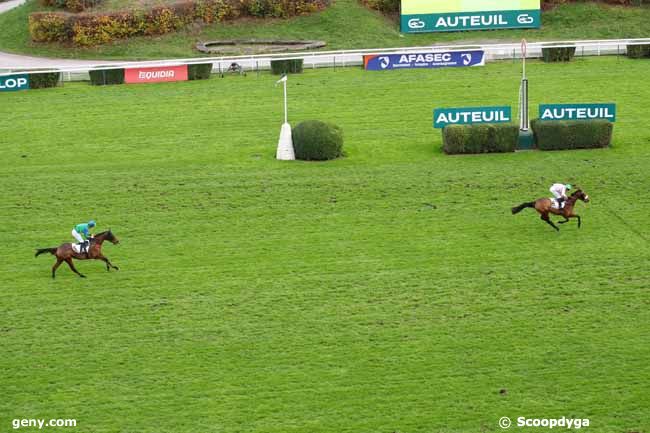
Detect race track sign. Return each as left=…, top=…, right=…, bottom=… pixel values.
left=364, top=50, right=485, bottom=71
left=539, top=103, right=617, bottom=122
left=401, top=0, right=541, bottom=34
left=434, top=106, right=512, bottom=128
left=0, top=74, right=30, bottom=92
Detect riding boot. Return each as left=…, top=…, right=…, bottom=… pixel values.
left=557, top=197, right=565, bottom=209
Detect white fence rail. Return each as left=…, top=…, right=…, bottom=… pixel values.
left=1, top=38, right=650, bottom=81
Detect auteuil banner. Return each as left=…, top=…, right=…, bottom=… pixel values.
left=401, top=0, right=540, bottom=33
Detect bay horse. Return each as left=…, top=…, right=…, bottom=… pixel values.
left=511, top=190, right=590, bottom=231
left=35, top=230, right=120, bottom=278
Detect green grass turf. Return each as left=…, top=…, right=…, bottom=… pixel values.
left=1, top=56, right=649, bottom=433
left=0, top=0, right=650, bottom=60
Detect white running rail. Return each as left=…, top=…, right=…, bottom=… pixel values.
left=1, top=38, right=649, bottom=81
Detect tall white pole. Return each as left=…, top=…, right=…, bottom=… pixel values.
left=283, top=79, right=288, bottom=124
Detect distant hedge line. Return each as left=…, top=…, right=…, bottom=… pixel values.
left=627, top=44, right=650, bottom=58
left=29, top=0, right=328, bottom=46
left=442, top=124, right=519, bottom=155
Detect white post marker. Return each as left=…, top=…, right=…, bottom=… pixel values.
left=519, top=39, right=530, bottom=132
left=275, top=74, right=295, bottom=161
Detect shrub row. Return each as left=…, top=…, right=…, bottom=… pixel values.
left=270, top=59, right=303, bottom=75
left=442, top=124, right=519, bottom=155
left=40, top=0, right=103, bottom=13
left=541, top=46, right=576, bottom=62
left=532, top=120, right=613, bottom=150
left=626, top=44, right=650, bottom=58
left=30, top=0, right=328, bottom=45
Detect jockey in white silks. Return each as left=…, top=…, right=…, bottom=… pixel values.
left=549, top=183, right=572, bottom=208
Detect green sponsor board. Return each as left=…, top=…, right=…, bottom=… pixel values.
left=0, top=74, right=30, bottom=92
left=401, top=0, right=540, bottom=33
left=539, top=104, right=616, bottom=122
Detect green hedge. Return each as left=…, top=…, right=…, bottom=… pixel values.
left=28, top=72, right=61, bottom=89
left=442, top=124, right=518, bottom=154
left=270, top=59, right=303, bottom=75
left=188, top=63, right=213, bottom=80
left=89, top=68, right=125, bottom=85
left=30, top=0, right=329, bottom=46
left=292, top=120, right=343, bottom=161
left=542, top=46, right=576, bottom=62
left=626, top=44, right=650, bottom=59
left=532, top=119, right=613, bottom=150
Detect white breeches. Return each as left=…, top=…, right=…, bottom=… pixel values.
left=72, top=229, right=84, bottom=243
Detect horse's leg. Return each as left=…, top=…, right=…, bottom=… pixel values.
left=541, top=214, right=559, bottom=231
left=576, top=215, right=581, bottom=228
left=52, top=259, right=63, bottom=279
left=97, top=255, right=119, bottom=271
left=65, top=258, right=86, bottom=278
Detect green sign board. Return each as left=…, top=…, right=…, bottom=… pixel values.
left=401, top=0, right=540, bottom=33
left=434, top=106, right=512, bottom=128
left=539, top=104, right=617, bottom=122
left=0, top=74, right=30, bottom=92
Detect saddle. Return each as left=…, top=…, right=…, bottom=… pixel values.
left=72, top=240, right=91, bottom=254
left=550, top=198, right=564, bottom=209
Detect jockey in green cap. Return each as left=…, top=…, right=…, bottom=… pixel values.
left=549, top=183, right=572, bottom=209
left=72, top=220, right=96, bottom=254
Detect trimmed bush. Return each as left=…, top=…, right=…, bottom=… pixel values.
left=27, top=72, right=61, bottom=89
left=30, top=0, right=329, bottom=46
left=532, top=119, right=613, bottom=150
left=292, top=120, right=343, bottom=161
left=188, top=63, right=213, bottom=80
left=270, top=59, right=303, bottom=75
left=626, top=44, right=650, bottom=58
left=89, top=67, right=125, bottom=85
left=442, top=124, right=518, bottom=154
left=542, top=45, right=576, bottom=62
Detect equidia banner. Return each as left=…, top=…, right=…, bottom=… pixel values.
left=401, top=0, right=540, bottom=33
left=539, top=104, right=616, bottom=122
left=0, top=74, right=30, bottom=92
left=364, top=50, right=485, bottom=70
left=434, top=106, right=512, bottom=128
left=124, top=65, right=188, bottom=84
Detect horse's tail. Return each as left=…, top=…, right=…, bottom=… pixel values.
left=512, top=201, right=536, bottom=215
left=35, top=247, right=57, bottom=257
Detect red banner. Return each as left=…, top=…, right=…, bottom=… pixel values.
left=124, top=65, right=188, bottom=84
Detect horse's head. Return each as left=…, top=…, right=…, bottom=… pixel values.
left=105, top=229, right=120, bottom=245
left=572, top=189, right=590, bottom=203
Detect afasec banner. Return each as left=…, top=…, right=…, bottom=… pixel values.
left=401, top=0, right=540, bottom=33
left=364, top=50, right=485, bottom=71
left=434, top=106, right=512, bottom=128
left=125, top=65, right=188, bottom=84
left=539, top=104, right=616, bottom=122
left=0, top=74, right=30, bottom=92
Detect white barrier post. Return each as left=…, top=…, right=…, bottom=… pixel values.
left=275, top=74, right=295, bottom=161
left=518, top=39, right=534, bottom=150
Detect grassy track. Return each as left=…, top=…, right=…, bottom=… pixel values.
left=1, top=56, right=649, bottom=433
left=1, top=0, right=650, bottom=59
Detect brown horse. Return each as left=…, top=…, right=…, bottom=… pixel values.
left=511, top=189, right=590, bottom=231
left=35, top=230, right=120, bottom=278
